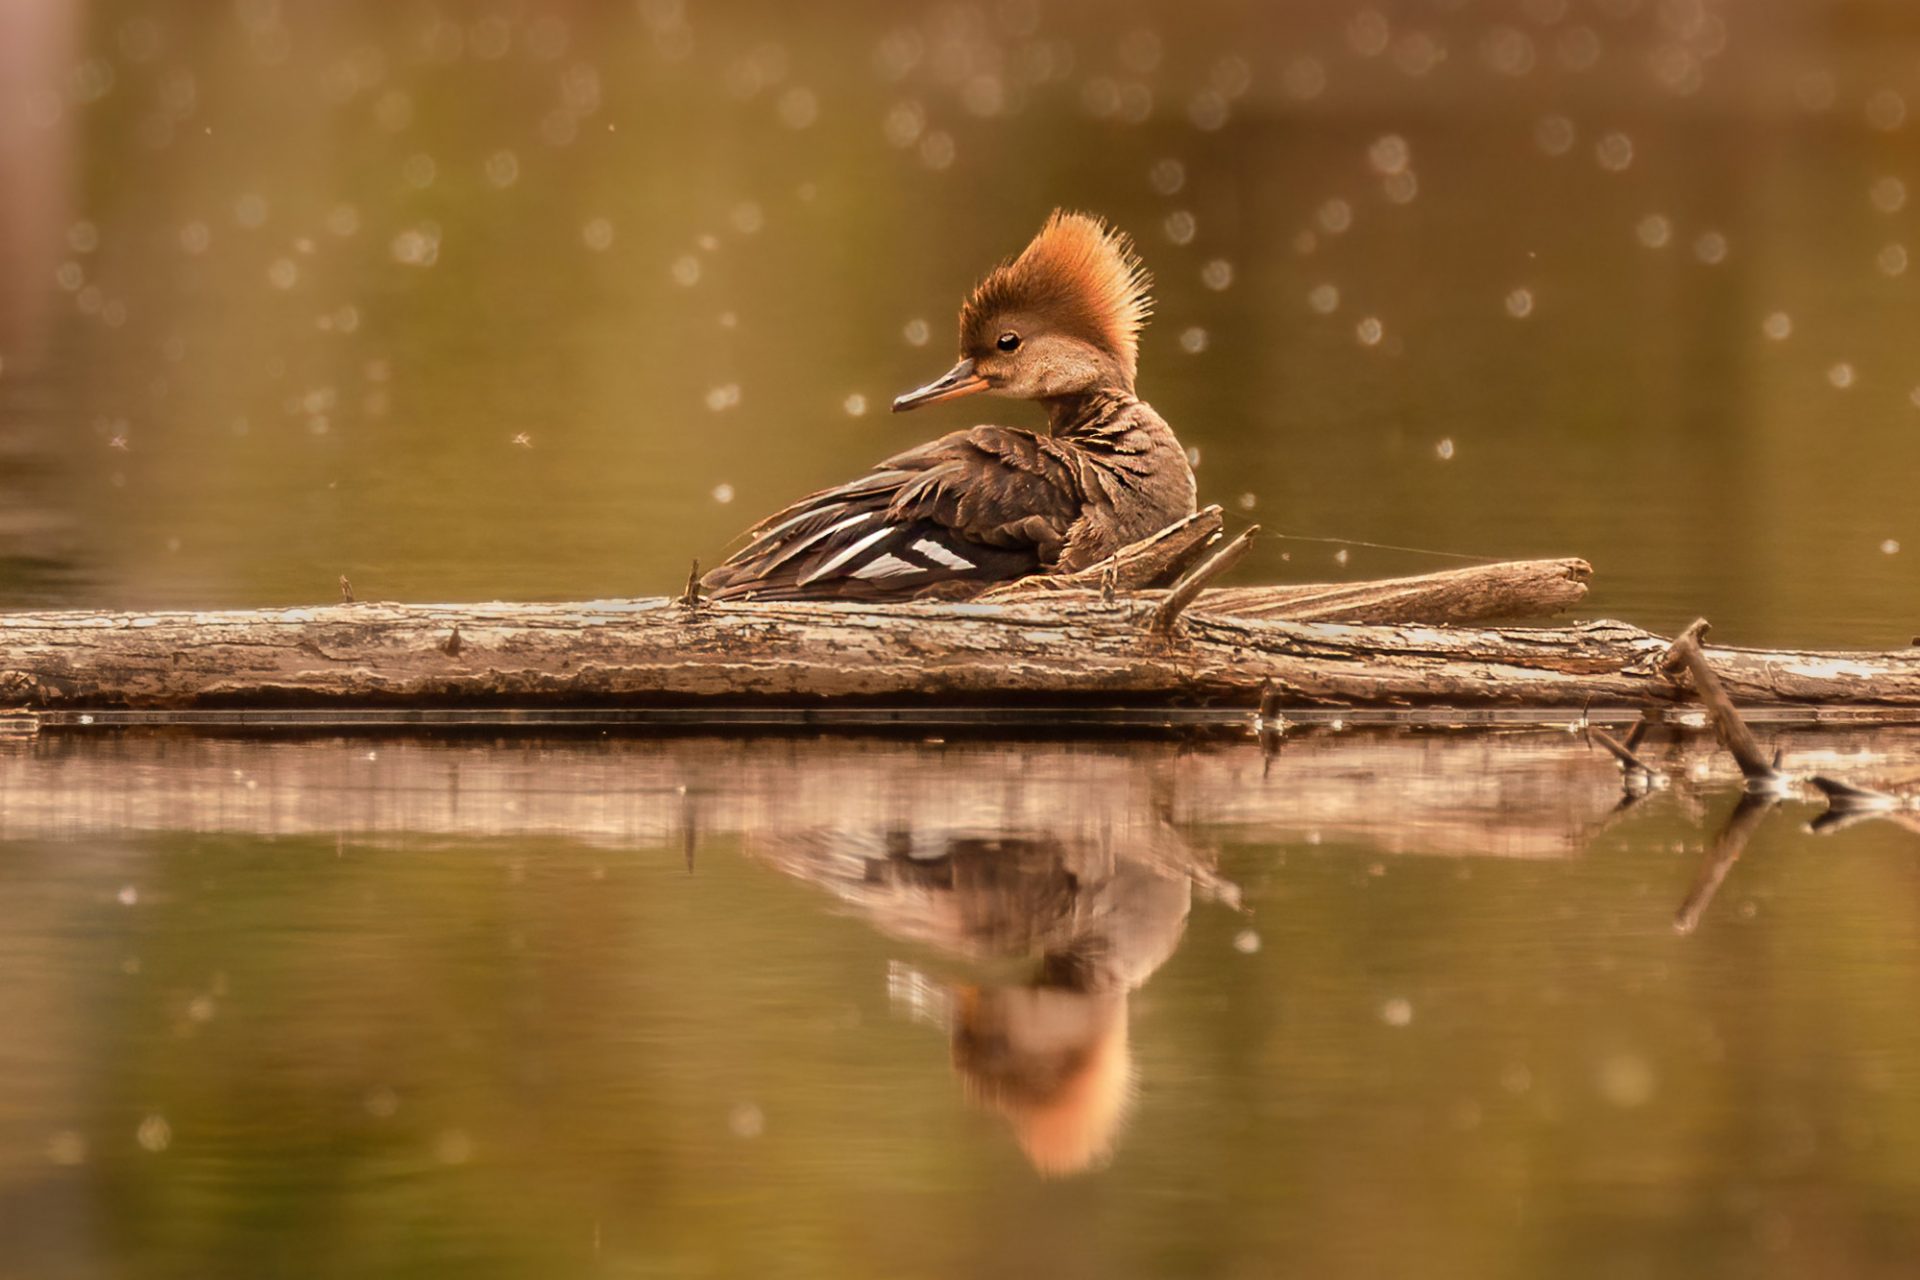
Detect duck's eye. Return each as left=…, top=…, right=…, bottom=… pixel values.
left=996, top=331, right=1021, bottom=352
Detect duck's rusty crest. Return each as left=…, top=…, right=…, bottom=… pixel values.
left=960, top=211, right=1154, bottom=387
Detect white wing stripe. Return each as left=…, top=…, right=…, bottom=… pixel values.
left=754, top=501, right=848, bottom=544
left=764, top=511, right=875, bottom=571
left=852, top=553, right=921, bottom=580
left=911, top=538, right=975, bottom=571
left=798, top=524, right=895, bottom=584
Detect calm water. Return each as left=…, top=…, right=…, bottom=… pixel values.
left=2, top=728, right=1920, bottom=1278
left=5, top=3, right=1920, bottom=1277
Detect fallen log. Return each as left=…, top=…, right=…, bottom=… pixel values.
left=2, top=586, right=1919, bottom=712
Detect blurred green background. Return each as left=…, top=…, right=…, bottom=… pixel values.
left=1, top=0, right=1915, bottom=644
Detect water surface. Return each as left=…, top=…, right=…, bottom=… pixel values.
left=3, top=728, right=1919, bottom=1277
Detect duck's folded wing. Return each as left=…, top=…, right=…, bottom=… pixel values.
left=701, top=426, right=1082, bottom=601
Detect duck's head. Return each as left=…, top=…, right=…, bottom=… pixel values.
left=949, top=982, right=1133, bottom=1177
left=893, top=209, right=1153, bottom=412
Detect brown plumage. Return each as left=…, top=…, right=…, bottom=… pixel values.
left=701, top=210, right=1196, bottom=602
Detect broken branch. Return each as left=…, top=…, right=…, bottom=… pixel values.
left=1152, top=526, right=1259, bottom=634
left=1661, top=619, right=1782, bottom=786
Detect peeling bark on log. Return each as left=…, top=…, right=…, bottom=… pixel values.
left=2, top=588, right=1920, bottom=711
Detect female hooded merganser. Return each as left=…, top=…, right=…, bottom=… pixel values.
left=701, top=210, right=1197, bottom=601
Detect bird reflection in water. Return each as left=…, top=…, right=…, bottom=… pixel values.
left=748, top=821, right=1233, bottom=1176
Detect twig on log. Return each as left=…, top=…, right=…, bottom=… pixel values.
left=679, top=558, right=703, bottom=611
left=1152, top=526, right=1258, bottom=634
left=981, top=507, right=1225, bottom=601
left=339, top=575, right=354, bottom=604
left=1660, top=619, right=1783, bottom=787
left=1255, top=679, right=1286, bottom=774
left=1256, top=679, right=1283, bottom=727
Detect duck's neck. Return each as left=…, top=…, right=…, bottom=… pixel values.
left=1043, top=385, right=1137, bottom=438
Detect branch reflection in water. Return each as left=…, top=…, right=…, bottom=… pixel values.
left=1578, top=711, right=1920, bottom=931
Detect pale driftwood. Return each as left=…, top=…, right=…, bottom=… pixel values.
left=993, top=547, right=1592, bottom=626
left=1194, top=556, right=1592, bottom=624
left=984, top=511, right=1591, bottom=625
left=3, top=594, right=1920, bottom=711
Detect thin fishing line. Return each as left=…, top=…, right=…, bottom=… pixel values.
left=1261, top=532, right=1500, bottom=564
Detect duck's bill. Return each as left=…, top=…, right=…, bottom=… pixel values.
left=892, top=358, right=989, bottom=412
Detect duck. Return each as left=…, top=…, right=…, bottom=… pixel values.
left=700, top=210, right=1197, bottom=601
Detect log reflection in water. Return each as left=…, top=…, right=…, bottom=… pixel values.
left=0, top=730, right=1712, bottom=860
left=749, top=823, right=1215, bottom=1175
left=3, top=728, right=1918, bottom=856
